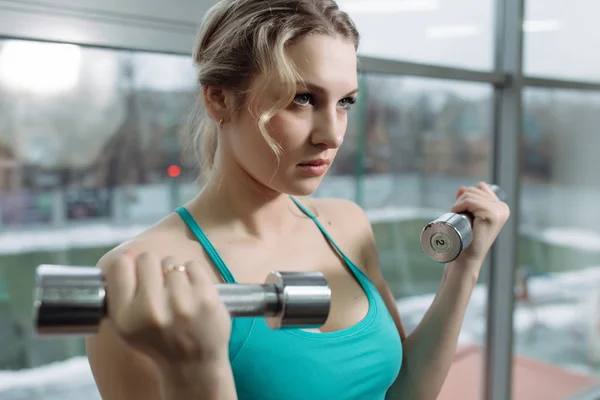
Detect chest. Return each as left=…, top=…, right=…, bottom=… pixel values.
left=202, top=223, right=371, bottom=333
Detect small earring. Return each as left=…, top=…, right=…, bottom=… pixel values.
left=218, top=118, right=224, bottom=127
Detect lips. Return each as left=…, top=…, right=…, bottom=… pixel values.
left=298, top=159, right=329, bottom=166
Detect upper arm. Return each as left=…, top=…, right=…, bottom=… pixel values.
left=86, top=245, right=163, bottom=400
left=325, top=198, right=408, bottom=341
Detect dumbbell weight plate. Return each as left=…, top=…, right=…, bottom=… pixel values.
left=263, top=271, right=331, bottom=329
left=420, top=184, right=507, bottom=263
left=34, top=264, right=105, bottom=335
left=420, top=212, right=473, bottom=263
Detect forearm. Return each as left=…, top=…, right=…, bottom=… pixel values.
left=160, top=361, right=238, bottom=400
left=394, top=262, right=479, bottom=399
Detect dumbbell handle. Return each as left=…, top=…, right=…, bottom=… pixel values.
left=34, top=264, right=330, bottom=335
left=218, top=284, right=280, bottom=315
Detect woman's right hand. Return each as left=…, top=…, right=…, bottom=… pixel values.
left=102, top=251, right=232, bottom=374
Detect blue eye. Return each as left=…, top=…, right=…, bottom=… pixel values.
left=294, top=93, right=314, bottom=106
left=292, top=93, right=356, bottom=111
left=339, top=97, right=357, bottom=110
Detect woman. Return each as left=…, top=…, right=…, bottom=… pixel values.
left=86, top=0, right=510, bottom=399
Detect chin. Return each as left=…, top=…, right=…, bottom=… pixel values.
left=279, top=177, right=324, bottom=197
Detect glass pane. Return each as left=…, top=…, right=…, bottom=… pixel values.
left=337, top=0, right=495, bottom=70
left=523, top=0, right=600, bottom=81
left=512, top=88, right=600, bottom=399
left=0, top=39, right=196, bottom=398
left=320, top=74, right=493, bottom=398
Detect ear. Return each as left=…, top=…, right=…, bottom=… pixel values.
left=202, top=85, right=235, bottom=122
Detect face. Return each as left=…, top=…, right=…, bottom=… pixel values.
left=220, top=34, right=358, bottom=196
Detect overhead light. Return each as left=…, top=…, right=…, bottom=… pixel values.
left=523, top=19, right=562, bottom=33
left=426, top=25, right=480, bottom=39
left=338, top=0, right=439, bottom=13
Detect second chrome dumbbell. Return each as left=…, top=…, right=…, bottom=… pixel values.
left=420, top=184, right=507, bottom=263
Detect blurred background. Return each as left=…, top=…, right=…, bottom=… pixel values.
left=0, top=0, right=599, bottom=399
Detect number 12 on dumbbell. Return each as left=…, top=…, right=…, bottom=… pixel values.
left=420, top=184, right=506, bottom=263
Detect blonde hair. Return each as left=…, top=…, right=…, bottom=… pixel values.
left=187, top=0, right=359, bottom=179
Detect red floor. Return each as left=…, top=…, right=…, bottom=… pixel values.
left=438, top=345, right=600, bottom=400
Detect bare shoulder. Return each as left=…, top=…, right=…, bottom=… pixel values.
left=302, top=196, right=373, bottom=236
left=96, top=211, right=213, bottom=277
left=295, top=196, right=375, bottom=271
left=97, top=214, right=175, bottom=261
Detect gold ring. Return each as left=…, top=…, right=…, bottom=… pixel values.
left=163, top=264, right=187, bottom=275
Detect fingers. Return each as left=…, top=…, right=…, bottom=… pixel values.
left=451, top=196, right=483, bottom=215
left=162, top=256, right=191, bottom=289
left=455, top=184, right=489, bottom=200
left=103, top=250, right=137, bottom=320
left=453, top=183, right=500, bottom=206
left=136, top=253, right=166, bottom=303
left=104, top=251, right=220, bottom=329
left=451, top=182, right=510, bottom=223
left=455, top=186, right=467, bottom=200
left=185, top=260, right=214, bottom=288
left=185, top=260, right=226, bottom=314
left=451, top=186, right=488, bottom=214
left=478, top=182, right=500, bottom=200
left=162, top=256, right=194, bottom=315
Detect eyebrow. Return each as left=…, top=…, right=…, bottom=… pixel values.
left=299, top=82, right=359, bottom=97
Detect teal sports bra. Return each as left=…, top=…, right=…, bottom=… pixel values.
left=175, top=197, right=403, bottom=400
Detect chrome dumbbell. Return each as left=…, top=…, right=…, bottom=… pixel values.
left=420, top=184, right=507, bottom=263
left=33, top=264, right=331, bottom=335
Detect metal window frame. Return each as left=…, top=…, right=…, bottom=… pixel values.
left=358, top=57, right=508, bottom=85
left=356, top=57, right=600, bottom=92
left=484, top=0, right=525, bottom=399
left=523, top=76, right=600, bottom=91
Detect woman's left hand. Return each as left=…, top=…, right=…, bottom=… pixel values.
left=449, top=182, right=510, bottom=271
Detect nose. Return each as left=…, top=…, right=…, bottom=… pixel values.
left=310, top=107, right=345, bottom=149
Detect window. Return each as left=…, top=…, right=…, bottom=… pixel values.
left=512, top=88, right=600, bottom=397
left=337, top=0, right=496, bottom=70
left=523, top=0, right=600, bottom=82
left=0, top=40, right=197, bottom=386
left=0, top=40, right=197, bottom=227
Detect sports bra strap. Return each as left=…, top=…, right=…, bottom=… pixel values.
left=175, top=206, right=237, bottom=283
left=176, top=198, right=362, bottom=285
left=289, top=197, right=355, bottom=267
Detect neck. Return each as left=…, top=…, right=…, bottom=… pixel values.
left=187, top=163, right=302, bottom=241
